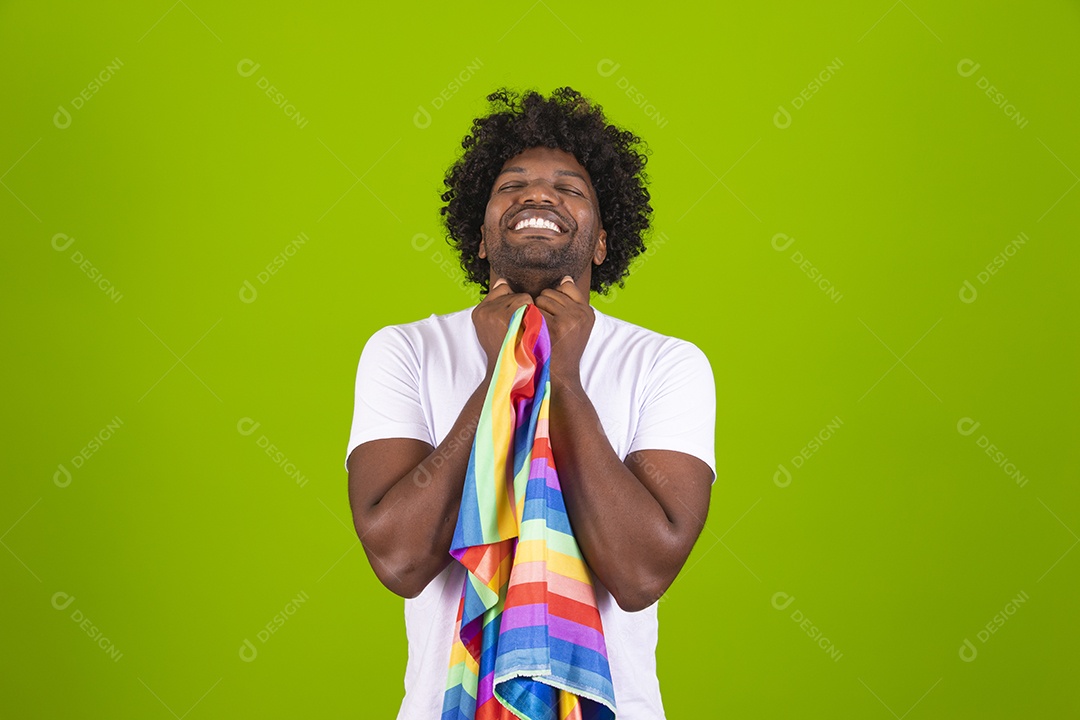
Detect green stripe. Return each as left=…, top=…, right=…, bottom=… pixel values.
left=474, top=306, right=527, bottom=544
left=519, top=518, right=584, bottom=560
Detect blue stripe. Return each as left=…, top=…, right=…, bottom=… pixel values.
left=451, top=443, right=485, bottom=551
left=496, top=678, right=556, bottom=719
left=492, top=650, right=615, bottom=702
left=461, top=576, right=488, bottom=630
left=440, top=683, right=476, bottom=720
left=477, top=611, right=504, bottom=678
left=493, top=630, right=613, bottom=681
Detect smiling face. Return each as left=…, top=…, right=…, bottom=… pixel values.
left=479, top=146, right=607, bottom=299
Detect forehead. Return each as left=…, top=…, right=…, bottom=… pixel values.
left=497, top=146, right=591, bottom=180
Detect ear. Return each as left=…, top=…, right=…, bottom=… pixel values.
left=478, top=226, right=487, bottom=260
left=593, top=228, right=607, bottom=265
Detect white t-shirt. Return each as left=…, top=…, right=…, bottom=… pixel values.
left=344, top=305, right=716, bottom=720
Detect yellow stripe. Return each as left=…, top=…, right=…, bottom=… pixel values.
left=483, top=547, right=515, bottom=594
left=491, top=320, right=522, bottom=542
left=448, top=638, right=467, bottom=665
left=559, top=690, right=580, bottom=718
left=514, top=540, right=590, bottom=584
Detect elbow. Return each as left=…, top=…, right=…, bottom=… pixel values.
left=608, top=536, right=683, bottom=612
left=610, top=572, right=669, bottom=613
left=612, top=588, right=662, bottom=613
left=355, top=526, right=441, bottom=599
left=364, top=545, right=431, bottom=599
left=377, top=567, right=427, bottom=599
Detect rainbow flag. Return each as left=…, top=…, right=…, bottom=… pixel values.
left=441, top=303, right=617, bottom=720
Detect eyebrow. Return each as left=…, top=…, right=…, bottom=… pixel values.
left=497, top=166, right=587, bottom=182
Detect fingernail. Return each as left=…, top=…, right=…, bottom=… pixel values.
left=561, top=275, right=574, bottom=284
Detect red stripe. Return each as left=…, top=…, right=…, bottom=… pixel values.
left=532, top=436, right=554, bottom=464
left=549, top=594, right=604, bottom=633
left=505, top=582, right=605, bottom=633
left=477, top=696, right=520, bottom=719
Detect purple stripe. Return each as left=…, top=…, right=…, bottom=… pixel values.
left=499, top=602, right=546, bottom=631
left=529, top=457, right=556, bottom=483
left=532, top=309, right=551, bottom=361
left=530, top=461, right=559, bottom=489
left=515, top=397, right=529, bottom=428
left=499, top=603, right=608, bottom=655
left=476, top=669, right=495, bottom=705
left=548, top=614, right=608, bottom=656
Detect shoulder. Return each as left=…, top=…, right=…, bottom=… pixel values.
left=592, top=307, right=712, bottom=372
left=365, top=307, right=474, bottom=348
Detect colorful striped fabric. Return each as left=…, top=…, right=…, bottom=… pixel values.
left=441, top=303, right=617, bottom=720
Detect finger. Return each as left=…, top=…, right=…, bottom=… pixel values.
left=533, top=293, right=561, bottom=315
left=555, top=275, right=588, bottom=304
left=537, top=276, right=583, bottom=308
left=483, top=277, right=512, bottom=302
left=506, top=293, right=533, bottom=314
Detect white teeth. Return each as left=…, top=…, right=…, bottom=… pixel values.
left=513, top=217, right=561, bottom=232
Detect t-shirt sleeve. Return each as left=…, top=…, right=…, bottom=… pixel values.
left=343, top=326, right=433, bottom=470
left=627, top=340, right=717, bottom=484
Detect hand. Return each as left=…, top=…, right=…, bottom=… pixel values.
left=471, top=278, right=533, bottom=375
left=535, top=276, right=594, bottom=388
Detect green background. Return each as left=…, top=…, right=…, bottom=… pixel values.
left=3, top=1, right=1077, bottom=717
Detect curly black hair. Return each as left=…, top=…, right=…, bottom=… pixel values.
left=439, top=87, right=652, bottom=295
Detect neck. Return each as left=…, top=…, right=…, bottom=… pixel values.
left=496, top=272, right=591, bottom=303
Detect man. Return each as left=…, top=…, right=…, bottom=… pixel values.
left=345, top=87, right=716, bottom=719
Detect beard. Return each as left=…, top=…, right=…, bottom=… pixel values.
left=485, top=226, right=597, bottom=295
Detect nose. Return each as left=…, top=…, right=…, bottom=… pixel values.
left=518, top=178, right=558, bottom=205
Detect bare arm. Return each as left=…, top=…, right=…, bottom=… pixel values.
left=346, top=370, right=491, bottom=598
left=536, top=278, right=714, bottom=612
left=548, top=375, right=713, bottom=612
left=346, top=279, right=532, bottom=598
